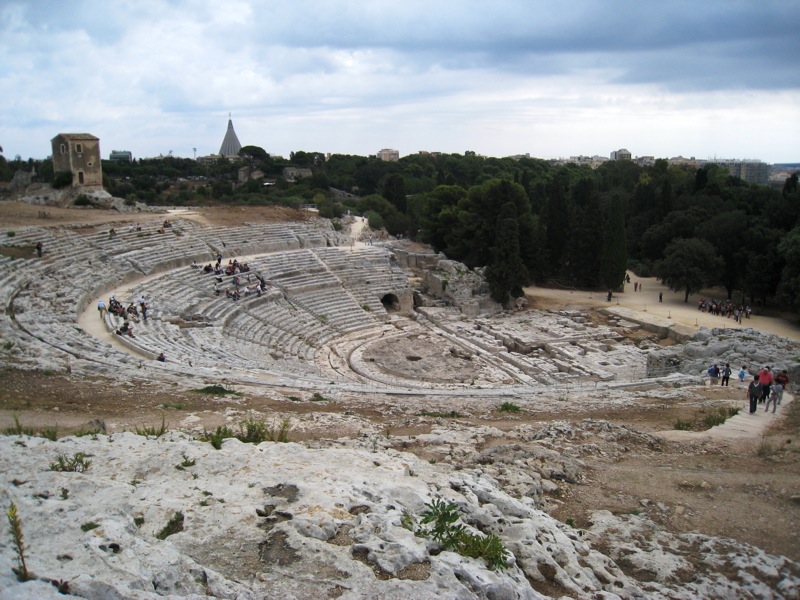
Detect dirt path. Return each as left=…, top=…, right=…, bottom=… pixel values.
left=524, top=272, right=800, bottom=342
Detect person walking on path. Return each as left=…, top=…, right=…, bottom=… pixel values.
left=97, top=300, right=106, bottom=318
left=36, top=241, right=43, bottom=258
left=721, top=363, right=732, bottom=386
left=738, top=366, right=748, bottom=385
left=775, top=370, right=789, bottom=404
left=765, top=383, right=782, bottom=414
left=747, top=375, right=761, bottom=414
left=659, top=291, right=663, bottom=303
left=758, top=366, right=774, bottom=403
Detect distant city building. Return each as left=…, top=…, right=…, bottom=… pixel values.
left=282, top=167, right=313, bottom=182
left=634, top=156, right=655, bottom=167
left=610, top=148, right=632, bottom=161
left=710, top=159, right=769, bottom=185
left=562, top=155, right=608, bottom=168
left=238, top=165, right=264, bottom=183
left=109, top=150, right=133, bottom=162
left=51, top=133, right=103, bottom=189
left=377, top=148, right=400, bottom=162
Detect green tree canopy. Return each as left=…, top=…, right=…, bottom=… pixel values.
left=655, top=238, right=723, bottom=302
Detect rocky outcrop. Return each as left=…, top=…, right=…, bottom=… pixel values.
left=646, top=327, right=800, bottom=380
left=2, top=430, right=797, bottom=600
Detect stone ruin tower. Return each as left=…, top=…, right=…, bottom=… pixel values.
left=51, top=133, right=103, bottom=189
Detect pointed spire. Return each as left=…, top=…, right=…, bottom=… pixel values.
left=219, top=117, right=242, bottom=157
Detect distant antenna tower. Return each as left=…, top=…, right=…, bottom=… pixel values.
left=193, top=147, right=197, bottom=160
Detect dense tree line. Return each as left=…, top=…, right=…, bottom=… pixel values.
left=3, top=148, right=798, bottom=314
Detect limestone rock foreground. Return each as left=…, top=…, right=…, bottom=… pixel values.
left=1, top=432, right=797, bottom=599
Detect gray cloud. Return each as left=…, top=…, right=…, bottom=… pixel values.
left=1, top=0, right=798, bottom=162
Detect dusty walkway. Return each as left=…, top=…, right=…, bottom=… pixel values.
left=524, top=271, right=800, bottom=342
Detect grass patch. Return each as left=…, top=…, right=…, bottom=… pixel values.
left=497, top=402, right=521, bottom=414
left=201, top=416, right=292, bottom=449
left=3, top=415, right=35, bottom=437
left=161, top=402, right=185, bottom=410
left=50, top=452, right=92, bottom=473
left=80, top=521, right=100, bottom=532
left=674, top=406, right=739, bottom=431
left=191, top=384, right=241, bottom=396
left=310, top=392, right=330, bottom=402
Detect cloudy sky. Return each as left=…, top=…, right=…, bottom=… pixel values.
left=1, top=1, right=798, bottom=163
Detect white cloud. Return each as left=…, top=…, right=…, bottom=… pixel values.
left=1, top=0, right=798, bottom=162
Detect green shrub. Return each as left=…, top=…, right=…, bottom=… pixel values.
left=497, top=402, right=521, bottom=413
left=6, top=231, right=15, bottom=238
left=673, top=418, right=694, bottom=431
left=81, top=521, right=99, bottom=532
left=74, top=194, right=91, bottom=206
left=201, top=424, right=236, bottom=449
left=201, top=417, right=291, bottom=448
left=191, top=384, right=240, bottom=396
left=52, top=171, right=73, bottom=189
left=39, top=426, right=59, bottom=441
left=413, top=499, right=511, bottom=571
left=237, top=417, right=269, bottom=444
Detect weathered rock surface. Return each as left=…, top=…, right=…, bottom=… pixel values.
left=2, top=431, right=797, bottom=599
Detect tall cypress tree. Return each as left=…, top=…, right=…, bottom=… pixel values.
left=486, top=203, right=529, bottom=306
left=600, top=193, right=627, bottom=291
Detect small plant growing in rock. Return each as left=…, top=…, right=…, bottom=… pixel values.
left=413, top=499, right=511, bottom=571
left=39, top=426, right=58, bottom=441
left=175, top=453, right=196, bottom=470
left=310, top=392, right=328, bottom=402
left=498, top=402, right=521, bottom=413
left=157, top=511, right=184, bottom=540
left=6, top=501, right=30, bottom=581
left=50, top=452, right=92, bottom=472
left=60, top=488, right=69, bottom=500
left=265, top=418, right=291, bottom=443
left=81, top=521, right=100, bottom=532
left=134, top=415, right=168, bottom=438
